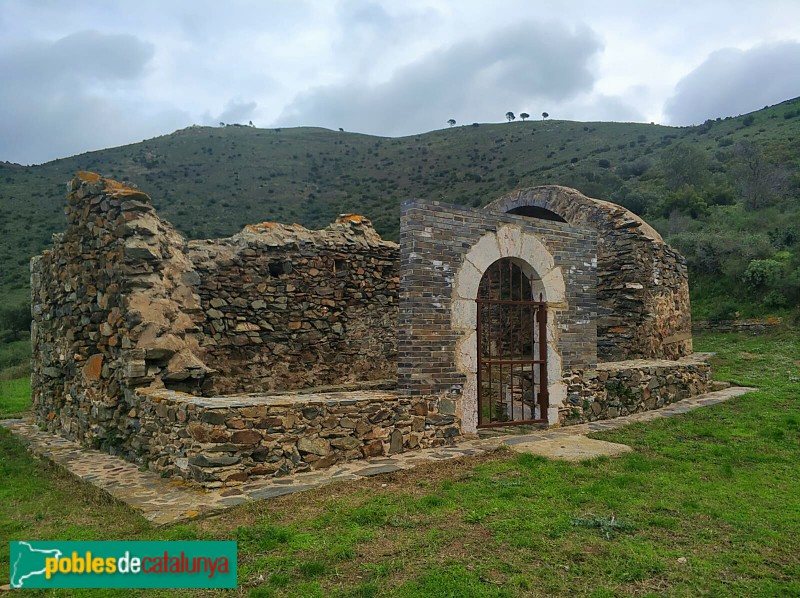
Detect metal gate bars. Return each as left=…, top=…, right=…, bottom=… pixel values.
left=476, top=259, right=548, bottom=427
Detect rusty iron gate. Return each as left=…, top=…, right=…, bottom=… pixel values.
left=476, top=259, right=548, bottom=427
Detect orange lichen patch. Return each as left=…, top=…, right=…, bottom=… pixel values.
left=106, top=187, right=151, bottom=201
left=74, top=171, right=150, bottom=201
left=337, top=214, right=371, bottom=225
left=83, top=354, right=103, bottom=381
left=244, top=222, right=281, bottom=232
left=102, top=178, right=124, bottom=190
left=76, top=171, right=102, bottom=182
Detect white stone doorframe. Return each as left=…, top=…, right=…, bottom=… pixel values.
left=452, top=225, right=567, bottom=432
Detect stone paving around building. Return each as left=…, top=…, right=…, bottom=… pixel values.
left=2, top=386, right=754, bottom=527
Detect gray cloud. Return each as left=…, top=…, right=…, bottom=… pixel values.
left=665, top=42, right=800, bottom=125
left=0, top=31, right=188, bottom=164
left=276, top=21, right=602, bottom=135
left=560, top=94, right=645, bottom=123
left=215, top=100, right=259, bottom=125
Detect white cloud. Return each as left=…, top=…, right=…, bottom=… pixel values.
left=276, top=21, right=602, bottom=135
left=665, top=42, right=800, bottom=124
left=0, top=31, right=188, bottom=164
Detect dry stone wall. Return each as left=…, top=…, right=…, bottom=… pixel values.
left=560, top=355, right=711, bottom=425
left=126, top=388, right=458, bottom=487
left=31, top=172, right=399, bottom=455
left=31, top=172, right=211, bottom=450
left=186, top=218, right=399, bottom=393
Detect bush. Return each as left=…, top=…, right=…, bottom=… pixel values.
left=662, top=185, right=709, bottom=218
left=597, top=159, right=611, bottom=169
left=708, top=301, right=739, bottom=323
left=742, top=259, right=783, bottom=291
left=763, top=290, right=788, bottom=308
left=0, top=303, right=31, bottom=340
left=704, top=182, right=737, bottom=206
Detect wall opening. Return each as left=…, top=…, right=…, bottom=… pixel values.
left=506, top=205, right=567, bottom=222
left=476, top=258, right=548, bottom=427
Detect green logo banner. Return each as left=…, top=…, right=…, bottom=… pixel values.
left=9, top=541, right=237, bottom=588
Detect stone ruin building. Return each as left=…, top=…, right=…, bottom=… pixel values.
left=30, top=172, right=711, bottom=488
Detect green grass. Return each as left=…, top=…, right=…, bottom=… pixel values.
left=0, top=376, right=30, bottom=417
left=0, top=330, right=799, bottom=596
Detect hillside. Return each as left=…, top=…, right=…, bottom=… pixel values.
left=2, top=98, right=800, bottom=364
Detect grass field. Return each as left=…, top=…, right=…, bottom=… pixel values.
left=1, top=330, right=798, bottom=596
left=0, top=376, right=30, bottom=418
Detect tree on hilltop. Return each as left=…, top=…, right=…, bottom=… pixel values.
left=506, top=112, right=515, bottom=122
left=542, top=112, right=549, bottom=120
left=520, top=113, right=530, bottom=121
left=448, top=119, right=456, bottom=127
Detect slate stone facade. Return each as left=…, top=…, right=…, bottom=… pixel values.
left=487, top=186, right=693, bottom=362
left=561, top=355, right=711, bottom=424
left=30, top=173, right=399, bottom=453
left=398, top=198, right=598, bottom=398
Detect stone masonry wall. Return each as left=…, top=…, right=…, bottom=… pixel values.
left=126, top=389, right=459, bottom=487
left=186, top=218, right=399, bottom=393
left=31, top=172, right=212, bottom=450
left=31, top=172, right=398, bottom=458
left=560, top=355, right=711, bottom=425
left=398, top=198, right=597, bottom=398
left=487, top=186, right=693, bottom=362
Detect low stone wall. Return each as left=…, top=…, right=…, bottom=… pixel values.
left=560, top=354, right=712, bottom=425
left=692, top=319, right=782, bottom=335
left=124, top=388, right=460, bottom=488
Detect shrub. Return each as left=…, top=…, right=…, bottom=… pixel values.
left=763, top=290, right=788, bottom=308
left=662, top=185, right=709, bottom=218
left=0, top=303, right=31, bottom=340
left=597, top=159, right=611, bottom=168
left=708, top=301, right=739, bottom=323
left=743, top=259, right=783, bottom=291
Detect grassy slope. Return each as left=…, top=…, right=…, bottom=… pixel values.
left=1, top=98, right=800, bottom=314
left=0, top=330, right=798, bottom=596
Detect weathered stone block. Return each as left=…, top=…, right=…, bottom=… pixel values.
left=230, top=430, right=262, bottom=444
left=297, top=436, right=330, bottom=456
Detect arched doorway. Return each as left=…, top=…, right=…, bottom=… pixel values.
left=477, top=258, right=548, bottom=427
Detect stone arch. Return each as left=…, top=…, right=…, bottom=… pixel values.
left=485, top=186, right=692, bottom=362
left=451, top=224, right=567, bottom=432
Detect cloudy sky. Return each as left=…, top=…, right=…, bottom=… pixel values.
left=2, top=0, right=799, bottom=165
